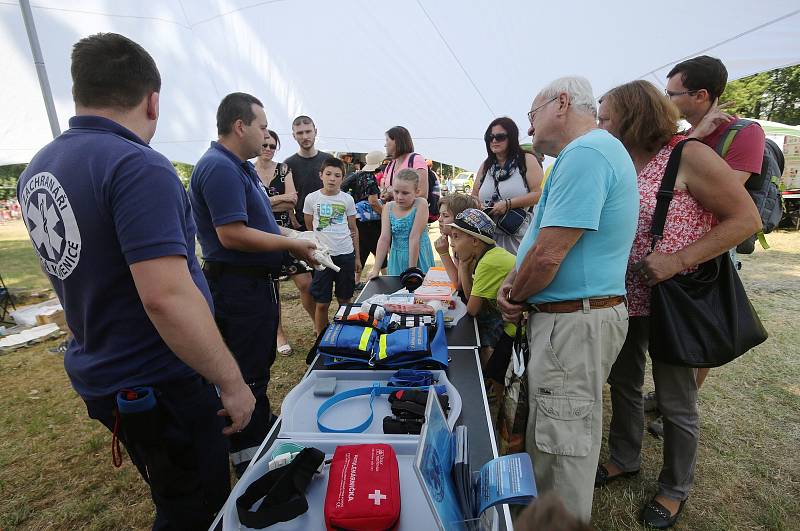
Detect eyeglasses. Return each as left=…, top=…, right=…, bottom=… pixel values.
left=263, top=143, right=277, bottom=150
left=528, top=96, right=558, bottom=123
left=664, top=89, right=698, bottom=98
left=486, top=133, right=508, bottom=143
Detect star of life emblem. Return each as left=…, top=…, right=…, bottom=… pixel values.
left=19, top=172, right=82, bottom=279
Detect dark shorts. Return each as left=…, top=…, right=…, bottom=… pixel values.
left=280, top=250, right=313, bottom=278
left=310, top=252, right=356, bottom=303
left=356, top=220, right=387, bottom=268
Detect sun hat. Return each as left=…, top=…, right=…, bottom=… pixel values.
left=447, top=208, right=496, bottom=245
left=362, top=150, right=385, bottom=172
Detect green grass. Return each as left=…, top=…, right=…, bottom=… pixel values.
left=0, top=234, right=51, bottom=294
left=1, top=220, right=799, bottom=529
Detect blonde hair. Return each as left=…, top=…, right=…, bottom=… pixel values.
left=394, top=168, right=420, bottom=187
left=439, top=193, right=478, bottom=217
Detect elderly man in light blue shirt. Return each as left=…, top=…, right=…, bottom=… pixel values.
left=498, top=76, right=638, bottom=522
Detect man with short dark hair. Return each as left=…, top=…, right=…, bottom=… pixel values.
left=189, top=92, right=317, bottom=476
left=665, top=56, right=766, bottom=390
left=17, top=33, right=255, bottom=529
left=666, top=56, right=766, bottom=186
left=285, top=115, right=331, bottom=230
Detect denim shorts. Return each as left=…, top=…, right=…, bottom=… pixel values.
left=477, top=308, right=505, bottom=348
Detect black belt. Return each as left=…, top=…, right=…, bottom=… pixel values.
left=202, top=261, right=278, bottom=279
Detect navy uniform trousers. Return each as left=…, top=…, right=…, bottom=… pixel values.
left=203, top=265, right=279, bottom=475
left=84, top=376, right=230, bottom=530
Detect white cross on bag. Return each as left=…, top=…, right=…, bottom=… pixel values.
left=368, top=489, right=387, bottom=505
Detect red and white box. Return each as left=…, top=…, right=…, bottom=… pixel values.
left=324, top=444, right=401, bottom=530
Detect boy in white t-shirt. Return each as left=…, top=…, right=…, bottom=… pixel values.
left=303, top=157, right=360, bottom=332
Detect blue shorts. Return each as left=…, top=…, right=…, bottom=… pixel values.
left=310, top=252, right=356, bottom=303
left=477, top=309, right=505, bottom=348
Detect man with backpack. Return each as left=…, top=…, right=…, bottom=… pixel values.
left=649, top=56, right=778, bottom=413
left=666, top=56, right=782, bottom=257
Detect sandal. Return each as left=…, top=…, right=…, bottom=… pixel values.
left=277, top=343, right=293, bottom=356
left=639, top=496, right=687, bottom=529
left=595, top=464, right=639, bottom=488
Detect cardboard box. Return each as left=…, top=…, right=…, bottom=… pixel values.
left=35, top=307, right=66, bottom=329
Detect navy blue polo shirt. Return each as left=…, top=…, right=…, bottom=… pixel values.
left=16, top=115, right=209, bottom=400
left=189, top=142, right=283, bottom=268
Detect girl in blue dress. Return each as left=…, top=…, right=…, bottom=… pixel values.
left=368, top=169, right=435, bottom=278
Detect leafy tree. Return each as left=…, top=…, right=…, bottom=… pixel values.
left=0, top=164, right=26, bottom=200
left=0, top=162, right=194, bottom=199
left=723, top=65, right=800, bottom=125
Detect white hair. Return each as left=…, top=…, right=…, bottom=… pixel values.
left=537, top=76, right=597, bottom=117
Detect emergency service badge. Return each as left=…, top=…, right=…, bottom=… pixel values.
left=19, top=172, right=82, bottom=279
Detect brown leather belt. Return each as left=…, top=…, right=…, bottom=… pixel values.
left=529, top=295, right=625, bottom=314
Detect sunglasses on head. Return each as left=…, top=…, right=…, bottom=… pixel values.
left=263, top=143, right=277, bottom=150
left=486, top=133, right=509, bottom=143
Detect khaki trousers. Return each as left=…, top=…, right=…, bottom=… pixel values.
left=525, top=303, right=628, bottom=522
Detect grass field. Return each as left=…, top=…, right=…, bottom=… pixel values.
left=1, top=219, right=798, bottom=530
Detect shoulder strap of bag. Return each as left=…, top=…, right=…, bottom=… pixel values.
left=714, top=118, right=751, bottom=158
left=649, top=138, right=701, bottom=251
left=519, top=154, right=530, bottom=193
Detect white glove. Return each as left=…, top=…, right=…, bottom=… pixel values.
left=284, top=229, right=340, bottom=272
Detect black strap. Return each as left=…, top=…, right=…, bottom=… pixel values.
left=481, top=155, right=530, bottom=200
left=649, top=139, right=702, bottom=251
left=236, top=447, right=325, bottom=528
left=387, top=153, right=416, bottom=188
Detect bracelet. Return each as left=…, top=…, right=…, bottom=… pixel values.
left=507, top=288, right=525, bottom=306
left=506, top=198, right=511, bottom=211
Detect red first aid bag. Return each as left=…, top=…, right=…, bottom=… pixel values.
left=324, top=444, right=401, bottom=530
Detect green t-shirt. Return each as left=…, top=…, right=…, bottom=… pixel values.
left=471, top=246, right=517, bottom=337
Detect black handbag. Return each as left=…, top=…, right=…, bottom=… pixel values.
left=487, top=160, right=530, bottom=236
left=647, top=138, right=767, bottom=368
left=497, top=207, right=528, bottom=235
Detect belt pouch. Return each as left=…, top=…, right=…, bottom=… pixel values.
left=116, top=386, right=162, bottom=444
left=115, top=386, right=193, bottom=497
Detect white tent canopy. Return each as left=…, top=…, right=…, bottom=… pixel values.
left=2, top=0, right=799, bottom=170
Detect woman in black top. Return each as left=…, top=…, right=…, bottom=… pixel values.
left=255, top=130, right=316, bottom=354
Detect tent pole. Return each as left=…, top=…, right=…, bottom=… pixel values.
left=19, top=0, right=61, bottom=138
